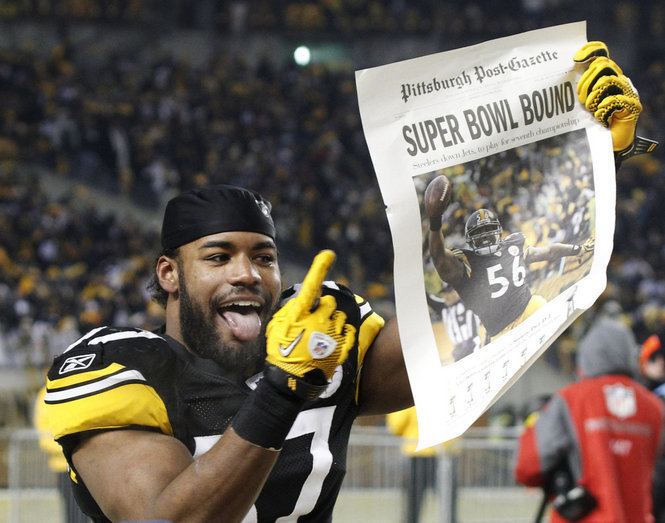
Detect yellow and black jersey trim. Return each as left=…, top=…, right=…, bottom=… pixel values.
left=44, top=327, right=174, bottom=443
left=45, top=361, right=172, bottom=441
left=45, top=362, right=142, bottom=403
left=351, top=292, right=384, bottom=405
left=353, top=293, right=384, bottom=368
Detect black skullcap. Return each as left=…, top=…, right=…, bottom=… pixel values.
left=161, top=185, right=275, bottom=249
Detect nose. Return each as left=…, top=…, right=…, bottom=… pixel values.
left=227, top=254, right=261, bottom=286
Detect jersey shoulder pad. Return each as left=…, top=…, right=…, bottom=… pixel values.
left=503, top=232, right=526, bottom=246
left=44, top=326, right=174, bottom=447
left=350, top=289, right=385, bottom=363
left=47, top=326, right=169, bottom=378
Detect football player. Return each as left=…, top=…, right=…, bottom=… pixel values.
left=42, top=185, right=409, bottom=522
left=426, top=204, right=593, bottom=339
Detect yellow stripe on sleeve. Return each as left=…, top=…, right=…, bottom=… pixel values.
left=354, top=294, right=385, bottom=368
left=45, top=382, right=173, bottom=441
left=357, top=312, right=385, bottom=367
left=353, top=294, right=386, bottom=404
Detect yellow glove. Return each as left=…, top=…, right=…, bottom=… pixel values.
left=574, top=41, right=641, bottom=152
left=265, top=250, right=356, bottom=399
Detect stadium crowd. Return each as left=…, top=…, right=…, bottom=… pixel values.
left=0, top=167, right=163, bottom=367
left=0, top=0, right=620, bottom=38
left=0, top=2, right=664, bottom=381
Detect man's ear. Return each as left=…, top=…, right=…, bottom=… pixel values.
left=156, top=255, right=179, bottom=294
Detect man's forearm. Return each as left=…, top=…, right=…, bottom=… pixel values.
left=153, top=429, right=279, bottom=523
left=551, top=243, right=581, bottom=259
left=429, top=230, right=463, bottom=283
left=527, top=243, right=580, bottom=263
left=74, top=377, right=306, bottom=523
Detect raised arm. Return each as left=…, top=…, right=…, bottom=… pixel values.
left=425, top=175, right=466, bottom=284
left=524, top=238, right=594, bottom=264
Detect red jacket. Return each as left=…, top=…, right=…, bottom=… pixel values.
left=515, top=374, right=663, bottom=522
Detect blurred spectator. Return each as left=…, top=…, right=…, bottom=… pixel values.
left=514, top=308, right=664, bottom=522
left=387, top=407, right=446, bottom=523
left=0, top=41, right=393, bottom=288
left=0, top=0, right=583, bottom=36
left=640, top=333, right=665, bottom=399
left=0, top=166, right=163, bottom=365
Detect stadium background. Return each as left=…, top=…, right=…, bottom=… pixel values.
left=0, top=1, right=664, bottom=521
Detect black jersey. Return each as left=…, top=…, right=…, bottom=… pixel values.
left=453, top=232, right=532, bottom=336
left=43, top=283, right=384, bottom=522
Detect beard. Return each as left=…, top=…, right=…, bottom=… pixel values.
left=178, top=273, right=274, bottom=378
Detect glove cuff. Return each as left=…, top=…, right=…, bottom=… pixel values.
left=264, top=364, right=329, bottom=401
left=615, top=135, right=659, bottom=165
left=232, top=372, right=308, bottom=450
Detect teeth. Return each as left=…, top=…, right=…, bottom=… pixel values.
left=226, top=301, right=261, bottom=308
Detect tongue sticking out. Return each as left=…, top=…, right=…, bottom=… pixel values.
left=221, top=310, right=262, bottom=341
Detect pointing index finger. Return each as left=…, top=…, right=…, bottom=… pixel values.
left=293, top=250, right=336, bottom=317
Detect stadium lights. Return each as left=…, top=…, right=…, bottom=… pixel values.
left=294, top=45, right=311, bottom=66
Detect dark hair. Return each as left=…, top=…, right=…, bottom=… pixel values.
left=146, top=248, right=179, bottom=308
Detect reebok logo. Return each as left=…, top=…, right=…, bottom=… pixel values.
left=59, top=354, right=96, bottom=375
left=279, top=330, right=305, bottom=357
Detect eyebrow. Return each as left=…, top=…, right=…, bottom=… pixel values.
left=199, top=240, right=277, bottom=251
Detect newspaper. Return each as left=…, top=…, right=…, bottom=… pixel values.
left=355, top=21, right=616, bottom=448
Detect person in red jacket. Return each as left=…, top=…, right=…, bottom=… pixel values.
left=514, top=303, right=665, bottom=522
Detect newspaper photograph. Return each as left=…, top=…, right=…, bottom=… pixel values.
left=355, top=21, right=616, bottom=447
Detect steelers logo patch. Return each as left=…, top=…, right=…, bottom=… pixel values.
left=508, top=245, right=519, bottom=256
